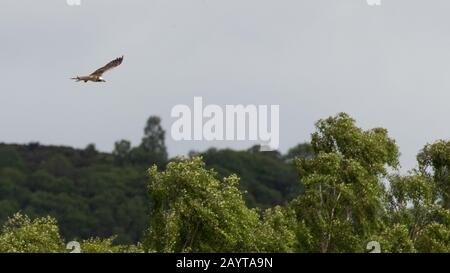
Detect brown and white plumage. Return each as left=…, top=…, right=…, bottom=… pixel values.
left=72, top=55, right=124, bottom=82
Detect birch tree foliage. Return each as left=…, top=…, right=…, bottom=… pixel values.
left=292, top=113, right=400, bottom=253
left=143, top=157, right=262, bottom=253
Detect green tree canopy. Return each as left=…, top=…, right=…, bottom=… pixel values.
left=418, top=140, right=450, bottom=209
left=0, top=213, right=65, bottom=253
left=143, top=157, right=262, bottom=252
left=291, top=112, right=399, bottom=252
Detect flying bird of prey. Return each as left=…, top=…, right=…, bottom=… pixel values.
left=72, top=56, right=124, bottom=82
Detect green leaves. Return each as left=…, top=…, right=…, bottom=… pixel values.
left=418, top=140, right=450, bottom=209
left=0, top=213, right=144, bottom=253
left=257, top=206, right=297, bottom=252
left=144, top=157, right=262, bottom=253
left=311, top=113, right=399, bottom=176
left=386, top=173, right=449, bottom=252
left=292, top=113, right=398, bottom=252
left=415, top=223, right=450, bottom=252
left=0, top=213, right=65, bottom=253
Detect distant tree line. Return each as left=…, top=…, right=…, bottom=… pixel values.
left=0, top=113, right=448, bottom=252
left=0, top=116, right=308, bottom=244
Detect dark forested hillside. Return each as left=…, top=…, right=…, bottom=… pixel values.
left=0, top=116, right=311, bottom=244
left=0, top=143, right=150, bottom=244
left=201, top=148, right=300, bottom=208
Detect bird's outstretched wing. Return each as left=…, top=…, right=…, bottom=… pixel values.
left=90, top=56, right=124, bottom=77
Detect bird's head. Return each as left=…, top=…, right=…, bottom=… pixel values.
left=99, top=77, right=106, bottom=82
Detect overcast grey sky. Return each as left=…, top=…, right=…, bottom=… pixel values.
left=1, top=0, right=449, bottom=171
